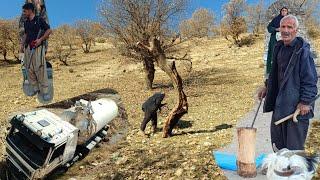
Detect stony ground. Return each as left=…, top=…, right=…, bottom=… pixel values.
left=0, top=36, right=319, bottom=179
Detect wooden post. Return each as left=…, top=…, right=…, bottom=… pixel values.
left=237, top=127, right=257, bottom=178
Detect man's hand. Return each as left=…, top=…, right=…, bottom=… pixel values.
left=276, top=28, right=280, bottom=31
left=297, top=103, right=311, bottom=116
left=258, top=87, right=267, bottom=100
left=34, top=39, right=42, bottom=47
left=19, top=45, right=24, bottom=53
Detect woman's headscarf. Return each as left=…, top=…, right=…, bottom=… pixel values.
left=269, top=7, right=288, bottom=29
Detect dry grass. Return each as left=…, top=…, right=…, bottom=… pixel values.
left=305, top=121, right=320, bottom=179
left=305, top=37, right=320, bottom=179
left=0, top=37, right=266, bottom=179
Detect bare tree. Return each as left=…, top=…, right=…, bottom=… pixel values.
left=221, top=0, right=248, bottom=46
left=247, top=0, right=266, bottom=35
left=0, top=20, right=7, bottom=61
left=266, top=0, right=318, bottom=20
left=51, top=24, right=77, bottom=65
left=137, top=37, right=188, bottom=137
left=100, top=0, right=189, bottom=137
left=304, top=0, right=320, bottom=38
left=305, top=13, right=320, bottom=38
left=180, top=8, right=215, bottom=38
left=91, top=22, right=106, bottom=40
left=0, top=19, right=20, bottom=61
left=303, top=0, right=320, bottom=20
left=75, top=20, right=95, bottom=53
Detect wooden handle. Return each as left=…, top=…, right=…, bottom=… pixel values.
left=292, top=109, right=300, bottom=123
left=274, top=114, right=294, bottom=125
left=274, top=109, right=300, bottom=125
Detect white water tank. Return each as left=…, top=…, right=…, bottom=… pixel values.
left=80, top=98, right=119, bottom=133
left=61, top=98, right=119, bottom=144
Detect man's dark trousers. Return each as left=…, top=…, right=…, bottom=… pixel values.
left=271, top=114, right=309, bottom=150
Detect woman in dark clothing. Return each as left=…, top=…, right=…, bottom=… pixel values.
left=266, top=7, right=288, bottom=77
left=140, top=92, right=166, bottom=134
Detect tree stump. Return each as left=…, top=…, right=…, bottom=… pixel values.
left=237, top=127, right=257, bottom=178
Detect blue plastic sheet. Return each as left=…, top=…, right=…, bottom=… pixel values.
left=213, top=151, right=266, bottom=171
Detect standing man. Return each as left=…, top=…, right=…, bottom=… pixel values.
left=19, top=0, right=49, bottom=50
left=20, top=3, right=52, bottom=100
left=266, top=7, right=288, bottom=79
left=258, top=15, right=318, bottom=150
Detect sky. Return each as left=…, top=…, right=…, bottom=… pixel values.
left=0, top=0, right=276, bottom=28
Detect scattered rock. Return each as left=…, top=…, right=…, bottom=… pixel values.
left=98, top=173, right=107, bottom=178
left=189, top=141, right=196, bottom=145
left=175, top=168, right=184, bottom=177
left=79, top=166, right=84, bottom=170
left=115, top=156, right=128, bottom=165
left=181, top=162, right=188, bottom=167
left=112, top=152, right=121, bottom=160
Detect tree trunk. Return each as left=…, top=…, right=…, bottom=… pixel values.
left=159, top=60, right=188, bottom=137
left=152, top=43, right=188, bottom=137
left=142, top=57, right=155, bottom=89
left=83, top=43, right=90, bottom=53
left=85, top=44, right=89, bottom=53
left=87, top=43, right=91, bottom=53
left=3, top=49, right=7, bottom=61
left=137, top=38, right=188, bottom=137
